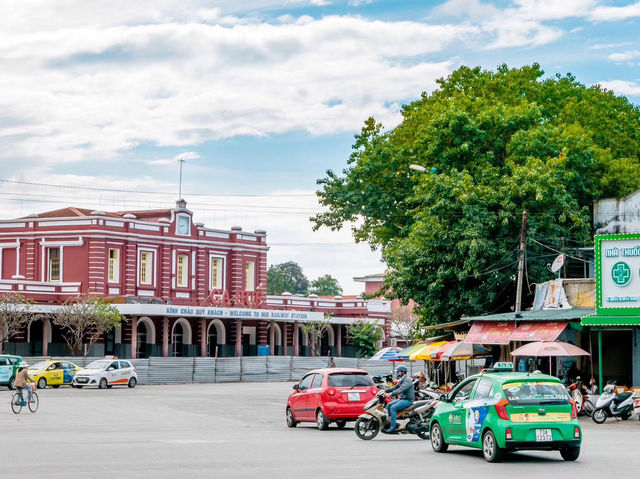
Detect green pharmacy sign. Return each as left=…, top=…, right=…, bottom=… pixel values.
left=611, top=262, right=631, bottom=286
left=595, top=234, right=640, bottom=315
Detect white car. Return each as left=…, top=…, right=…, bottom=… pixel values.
left=73, top=359, right=137, bottom=389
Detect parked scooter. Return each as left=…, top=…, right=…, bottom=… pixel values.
left=592, top=384, right=635, bottom=424
left=354, top=389, right=439, bottom=440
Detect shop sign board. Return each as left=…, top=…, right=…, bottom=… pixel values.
left=595, top=233, right=640, bottom=315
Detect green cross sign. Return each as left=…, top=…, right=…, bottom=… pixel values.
left=612, top=262, right=631, bottom=286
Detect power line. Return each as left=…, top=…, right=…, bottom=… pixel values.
left=0, top=179, right=316, bottom=197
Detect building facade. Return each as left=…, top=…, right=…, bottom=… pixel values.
left=0, top=202, right=372, bottom=358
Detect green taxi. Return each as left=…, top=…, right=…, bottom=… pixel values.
left=0, top=354, right=23, bottom=390
left=429, top=363, right=581, bottom=462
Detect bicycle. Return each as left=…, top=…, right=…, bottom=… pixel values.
left=11, top=389, right=39, bottom=414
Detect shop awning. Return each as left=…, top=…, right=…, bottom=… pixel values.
left=465, top=321, right=515, bottom=345
left=510, top=321, right=567, bottom=341
left=581, top=315, right=640, bottom=326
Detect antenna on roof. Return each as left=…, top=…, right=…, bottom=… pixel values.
left=178, top=156, right=186, bottom=200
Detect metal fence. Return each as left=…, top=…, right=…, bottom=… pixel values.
left=19, top=356, right=423, bottom=385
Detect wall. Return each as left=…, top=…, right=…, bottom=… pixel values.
left=17, top=356, right=422, bottom=384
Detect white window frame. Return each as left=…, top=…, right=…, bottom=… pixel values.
left=176, top=214, right=191, bottom=236
left=176, top=254, right=189, bottom=288
left=108, top=248, right=120, bottom=283
left=138, top=249, right=155, bottom=286
left=209, top=255, right=225, bottom=291
left=245, top=260, right=255, bottom=292
left=48, top=247, right=61, bottom=282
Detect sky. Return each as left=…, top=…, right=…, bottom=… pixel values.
left=0, top=0, right=639, bottom=295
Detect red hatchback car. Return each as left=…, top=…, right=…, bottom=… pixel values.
left=286, top=368, right=378, bottom=430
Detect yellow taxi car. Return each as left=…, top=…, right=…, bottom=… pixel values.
left=28, top=360, right=80, bottom=389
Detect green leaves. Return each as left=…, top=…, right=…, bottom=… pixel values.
left=346, top=320, right=383, bottom=358
left=313, top=64, right=640, bottom=326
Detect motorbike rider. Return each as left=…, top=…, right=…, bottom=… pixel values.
left=385, top=365, right=415, bottom=433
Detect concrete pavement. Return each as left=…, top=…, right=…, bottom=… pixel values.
left=1, top=382, right=638, bottom=478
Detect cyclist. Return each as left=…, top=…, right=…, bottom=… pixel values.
left=13, top=363, right=35, bottom=405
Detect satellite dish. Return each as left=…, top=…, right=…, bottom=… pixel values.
left=550, top=254, right=565, bottom=273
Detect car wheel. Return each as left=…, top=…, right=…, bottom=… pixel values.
left=316, top=409, right=330, bottom=430
left=128, top=377, right=137, bottom=388
left=286, top=407, right=297, bottom=428
left=37, top=377, right=47, bottom=389
left=336, top=420, right=347, bottom=429
left=99, top=378, right=108, bottom=389
left=592, top=408, right=607, bottom=424
left=430, top=423, right=448, bottom=452
left=8, top=376, right=16, bottom=390
left=560, top=446, right=580, bottom=461
left=354, top=417, right=380, bottom=440
left=482, top=430, right=504, bottom=463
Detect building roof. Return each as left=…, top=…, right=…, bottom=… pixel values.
left=423, top=308, right=595, bottom=331
left=22, top=206, right=173, bottom=222
left=353, top=273, right=385, bottom=282
left=24, top=207, right=122, bottom=219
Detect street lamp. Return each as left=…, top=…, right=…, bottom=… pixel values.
left=409, top=164, right=439, bottom=174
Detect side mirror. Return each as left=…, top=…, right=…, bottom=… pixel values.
left=107, top=367, right=115, bottom=371
left=293, top=384, right=299, bottom=391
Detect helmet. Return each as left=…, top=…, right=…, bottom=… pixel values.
left=396, top=365, right=408, bottom=376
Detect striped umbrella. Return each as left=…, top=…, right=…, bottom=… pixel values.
left=396, top=342, right=427, bottom=360
left=429, top=340, right=459, bottom=360
left=409, top=341, right=449, bottom=361
left=370, top=346, right=403, bottom=361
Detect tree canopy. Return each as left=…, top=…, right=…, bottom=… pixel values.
left=309, top=274, right=343, bottom=296
left=267, top=261, right=309, bottom=295
left=313, top=64, right=640, bottom=326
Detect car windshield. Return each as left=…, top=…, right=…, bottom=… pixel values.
left=503, top=381, right=569, bottom=404
left=29, top=361, right=50, bottom=371
left=327, top=373, right=374, bottom=387
left=85, top=360, right=110, bottom=370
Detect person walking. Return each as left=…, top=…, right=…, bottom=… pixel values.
left=327, top=356, right=336, bottom=368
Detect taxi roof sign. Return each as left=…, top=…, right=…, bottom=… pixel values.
left=493, top=362, right=514, bottom=371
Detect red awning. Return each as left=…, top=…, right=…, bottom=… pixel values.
left=465, top=321, right=515, bottom=345
left=510, top=321, right=567, bottom=342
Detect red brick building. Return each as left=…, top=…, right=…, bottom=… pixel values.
left=0, top=201, right=372, bottom=358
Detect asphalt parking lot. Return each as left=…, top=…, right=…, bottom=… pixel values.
left=2, top=382, right=639, bottom=479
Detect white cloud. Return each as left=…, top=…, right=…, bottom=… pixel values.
left=0, top=14, right=470, bottom=170
left=588, top=42, right=634, bottom=50
left=589, top=2, right=640, bottom=21
left=608, top=50, right=640, bottom=62
left=597, top=79, right=640, bottom=96
left=511, top=0, right=597, bottom=22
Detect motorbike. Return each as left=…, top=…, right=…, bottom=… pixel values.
left=566, top=379, right=596, bottom=416
left=372, top=374, right=395, bottom=389
left=354, top=389, right=439, bottom=440
left=592, top=384, right=635, bottom=424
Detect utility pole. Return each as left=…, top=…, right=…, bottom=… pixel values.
left=561, top=236, right=566, bottom=278
left=178, top=157, right=186, bottom=199
left=514, top=209, right=527, bottom=317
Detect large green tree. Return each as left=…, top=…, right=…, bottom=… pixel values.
left=267, top=261, right=309, bottom=295
left=313, top=64, right=640, bottom=326
left=309, top=274, right=343, bottom=296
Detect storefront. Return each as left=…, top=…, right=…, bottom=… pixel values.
left=581, top=234, right=640, bottom=388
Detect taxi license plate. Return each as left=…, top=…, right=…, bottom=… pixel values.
left=536, top=429, right=552, bottom=442
left=347, top=392, right=360, bottom=402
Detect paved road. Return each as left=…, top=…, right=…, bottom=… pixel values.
left=1, top=382, right=638, bottom=478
